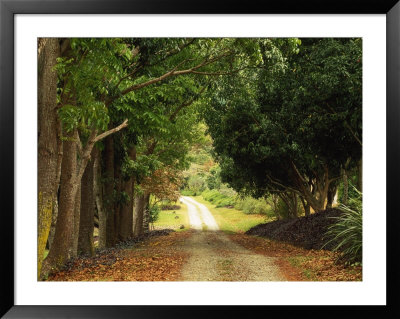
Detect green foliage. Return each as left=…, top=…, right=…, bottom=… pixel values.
left=186, top=175, right=207, bottom=195
left=202, top=38, right=362, bottom=211
left=324, top=188, right=362, bottom=264
left=202, top=189, right=235, bottom=207
left=180, top=189, right=197, bottom=196
left=234, top=197, right=272, bottom=216
left=206, top=166, right=222, bottom=190
left=149, top=205, right=161, bottom=223
left=273, top=196, right=302, bottom=220
left=193, top=196, right=267, bottom=233
left=121, top=154, right=161, bottom=182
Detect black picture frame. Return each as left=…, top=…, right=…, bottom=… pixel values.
left=1, top=0, right=399, bottom=318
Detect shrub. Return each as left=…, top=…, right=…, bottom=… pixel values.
left=187, top=175, right=207, bottom=194
left=324, top=188, right=362, bottom=264
left=202, top=189, right=236, bottom=207
left=180, top=189, right=192, bottom=196
left=235, top=197, right=271, bottom=215
left=215, top=197, right=236, bottom=208
left=149, top=205, right=161, bottom=223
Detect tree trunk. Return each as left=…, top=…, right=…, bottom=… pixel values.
left=93, top=147, right=106, bottom=248
left=78, top=150, right=95, bottom=256
left=291, top=192, right=298, bottom=218
left=299, top=196, right=310, bottom=216
left=71, top=180, right=81, bottom=257
left=114, top=160, right=122, bottom=244
left=119, top=147, right=136, bottom=241
left=290, top=162, right=327, bottom=212
left=342, top=168, right=349, bottom=205
left=118, top=178, right=132, bottom=241
left=37, top=38, right=60, bottom=279
left=104, top=136, right=115, bottom=247
left=133, top=193, right=146, bottom=237
left=326, top=184, right=337, bottom=209
left=119, top=179, right=133, bottom=240
left=47, top=193, right=58, bottom=250
left=143, top=193, right=151, bottom=233
left=42, top=128, right=78, bottom=276
left=127, top=178, right=134, bottom=238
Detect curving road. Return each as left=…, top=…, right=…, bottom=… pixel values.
left=178, top=196, right=284, bottom=281
left=180, top=196, right=219, bottom=231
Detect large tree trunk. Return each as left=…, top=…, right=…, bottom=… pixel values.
left=47, top=193, right=58, bottom=250
left=37, top=38, right=61, bottom=279
left=133, top=193, right=146, bottom=237
left=78, top=150, right=95, bottom=256
left=104, top=136, right=115, bottom=247
left=119, top=178, right=133, bottom=241
left=118, top=147, right=136, bottom=241
left=48, top=124, right=63, bottom=250
left=114, top=160, right=122, bottom=244
left=93, top=147, right=106, bottom=249
left=42, top=128, right=79, bottom=276
left=71, top=180, right=81, bottom=257
left=127, top=180, right=135, bottom=238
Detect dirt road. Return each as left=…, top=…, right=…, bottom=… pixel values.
left=179, top=197, right=285, bottom=281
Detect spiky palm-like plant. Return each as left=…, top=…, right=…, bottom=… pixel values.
left=324, top=187, right=362, bottom=265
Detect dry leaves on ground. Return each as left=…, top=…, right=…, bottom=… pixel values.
left=48, top=231, right=191, bottom=281
left=229, top=233, right=362, bottom=281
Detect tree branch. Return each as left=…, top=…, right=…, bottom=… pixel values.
left=119, top=52, right=231, bottom=97
left=93, top=119, right=129, bottom=143
left=169, top=86, right=207, bottom=121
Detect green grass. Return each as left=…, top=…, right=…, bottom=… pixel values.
left=192, top=196, right=269, bottom=234
left=44, top=249, right=49, bottom=259
left=153, top=201, right=189, bottom=231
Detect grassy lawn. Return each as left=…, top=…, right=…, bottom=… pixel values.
left=153, top=201, right=190, bottom=231
left=192, top=195, right=269, bottom=234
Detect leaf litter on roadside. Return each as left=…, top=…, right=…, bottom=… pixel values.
left=48, top=229, right=190, bottom=281
left=229, top=233, right=362, bottom=281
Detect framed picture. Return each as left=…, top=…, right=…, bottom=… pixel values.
left=1, top=0, right=398, bottom=317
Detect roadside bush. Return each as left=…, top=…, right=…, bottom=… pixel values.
left=235, top=197, right=271, bottom=215
left=202, top=189, right=236, bottom=207
left=206, top=166, right=222, bottom=190
left=215, top=197, right=236, bottom=208
left=181, top=189, right=197, bottom=196
left=160, top=200, right=181, bottom=210
left=324, top=188, right=362, bottom=264
left=187, top=175, right=207, bottom=194
left=149, top=205, right=161, bottom=223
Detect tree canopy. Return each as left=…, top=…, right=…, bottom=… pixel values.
left=202, top=38, right=362, bottom=212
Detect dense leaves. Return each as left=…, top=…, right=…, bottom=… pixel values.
left=202, top=38, right=362, bottom=212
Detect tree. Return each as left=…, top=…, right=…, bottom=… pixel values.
left=37, top=38, right=61, bottom=279
left=203, top=38, right=362, bottom=213
left=39, top=37, right=267, bottom=276
left=41, top=39, right=129, bottom=277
